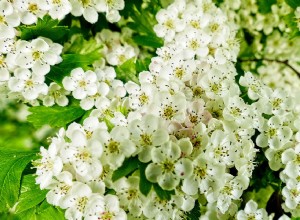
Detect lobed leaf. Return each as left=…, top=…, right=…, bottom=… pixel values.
left=115, top=58, right=139, bottom=84
left=27, top=105, right=85, bottom=128
left=46, top=50, right=101, bottom=86
left=112, top=157, right=140, bottom=182
left=285, top=0, right=300, bottom=9
left=18, top=15, right=69, bottom=42
left=139, top=163, right=152, bottom=196
left=14, top=174, right=47, bottom=213
left=153, top=183, right=175, bottom=200
left=0, top=149, right=37, bottom=212
left=186, top=200, right=201, bottom=220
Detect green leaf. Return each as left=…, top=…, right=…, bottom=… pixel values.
left=153, top=184, right=175, bottom=200
left=36, top=201, right=65, bottom=219
left=27, top=105, right=85, bottom=128
left=257, top=0, right=277, bottom=14
left=186, top=200, right=201, bottom=220
left=285, top=0, right=300, bottom=8
left=132, top=34, right=163, bottom=48
left=14, top=175, right=47, bottom=213
left=18, top=15, right=69, bottom=42
left=65, top=34, right=102, bottom=55
left=124, top=3, right=163, bottom=48
left=115, top=58, right=139, bottom=84
left=139, top=163, right=152, bottom=196
left=0, top=149, right=37, bottom=212
left=13, top=201, right=65, bottom=220
left=136, top=58, right=151, bottom=73
left=46, top=50, right=101, bottom=86
left=112, top=157, right=140, bottom=182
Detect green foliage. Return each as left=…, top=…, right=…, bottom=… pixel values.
left=112, top=157, right=140, bottom=182
left=18, top=15, right=69, bottom=43
left=65, top=34, right=102, bottom=55
left=136, top=58, right=151, bottom=73
left=46, top=50, right=101, bottom=86
left=243, top=186, right=274, bottom=209
left=139, top=163, right=152, bottom=196
left=0, top=149, right=37, bottom=212
left=285, top=0, right=300, bottom=9
left=14, top=175, right=47, bottom=214
left=124, top=2, right=163, bottom=48
left=153, top=183, right=175, bottom=200
left=284, top=12, right=300, bottom=38
left=257, top=0, right=277, bottom=14
left=12, top=200, right=65, bottom=220
left=115, top=58, right=139, bottom=84
left=132, top=35, right=163, bottom=48
left=27, top=105, right=85, bottom=128
left=186, top=200, right=201, bottom=220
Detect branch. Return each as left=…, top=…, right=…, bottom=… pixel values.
left=238, top=58, right=300, bottom=77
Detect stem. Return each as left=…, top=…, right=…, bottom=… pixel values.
left=238, top=58, right=300, bottom=77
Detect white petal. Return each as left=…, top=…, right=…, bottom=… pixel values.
left=83, top=7, right=98, bottom=24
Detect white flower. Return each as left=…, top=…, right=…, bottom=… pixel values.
left=223, top=96, right=254, bottom=126
left=15, top=38, right=63, bottom=75
left=80, top=81, right=110, bottom=110
left=46, top=171, right=74, bottom=206
left=214, top=174, right=248, bottom=214
left=182, top=154, right=226, bottom=195
left=60, top=183, right=93, bottom=219
left=154, top=5, right=185, bottom=42
left=281, top=144, right=300, bottom=178
left=106, top=44, right=136, bottom=66
left=206, top=130, right=236, bottom=166
left=70, top=0, right=98, bottom=23
left=239, top=72, right=265, bottom=100
left=150, top=91, right=187, bottom=123
left=256, top=116, right=292, bottom=149
left=13, top=0, right=49, bottom=25
left=160, top=56, right=196, bottom=82
left=95, top=0, right=124, bottom=23
left=125, top=81, right=155, bottom=112
left=8, top=68, right=48, bottom=100
left=85, top=194, right=127, bottom=220
left=236, top=200, right=269, bottom=220
left=98, top=126, right=136, bottom=170
left=0, top=1, right=20, bottom=36
left=43, top=82, right=70, bottom=107
left=114, top=176, right=146, bottom=216
left=175, top=29, right=211, bottom=59
left=143, top=190, right=173, bottom=219
left=128, top=114, right=169, bottom=163
left=62, top=68, right=98, bottom=100
left=145, top=140, right=193, bottom=190
left=0, top=54, right=9, bottom=81
left=48, top=0, right=72, bottom=20
left=34, top=143, right=63, bottom=189
left=282, top=179, right=300, bottom=210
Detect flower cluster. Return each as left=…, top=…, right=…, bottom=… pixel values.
left=0, top=36, right=62, bottom=103
left=221, top=0, right=300, bottom=99
left=31, top=0, right=300, bottom=219
left=0, top=0, right=124, bottom=26
left=95, top=28, right=138, bottom=66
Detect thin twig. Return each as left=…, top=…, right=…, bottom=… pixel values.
left=238, top=58, right=300, bottom=77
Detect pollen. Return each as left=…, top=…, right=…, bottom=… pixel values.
left=139, top=92, right=149, bottom=105
left=28, top=3, right=38, bottom=13
left=107, top=140, right=120, bottom=154
left=162, top=105, right=175, bottom=120
left=32, top=51, right=42, bottom=60
left=140, top=133, right=152, bottom=146
left=161, top=160, right=175, bottom=173
left=164, top=19, right=174, bottom=29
